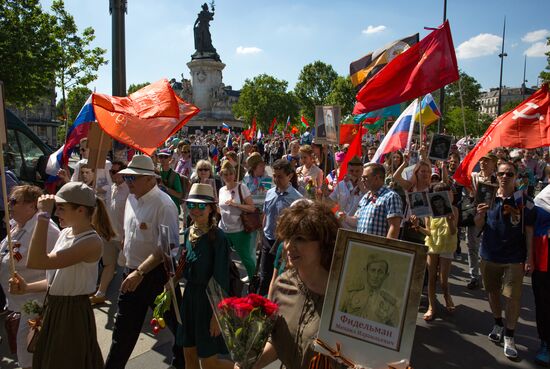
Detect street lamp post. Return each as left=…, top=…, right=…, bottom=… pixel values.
left=497, top=17, right=507, bottom=116
left=437, top=0, right=447, bottom=133
left=110, top=0, right=127, bottom=97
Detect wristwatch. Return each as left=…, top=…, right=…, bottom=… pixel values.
left=136, top=268, right=146, bottom=277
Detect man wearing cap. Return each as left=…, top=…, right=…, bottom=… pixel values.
left=105, top=155, right=180, bottom=369
left=158, top=148, right=183, bottom=214
left=329, top=156, right=367, bottom=230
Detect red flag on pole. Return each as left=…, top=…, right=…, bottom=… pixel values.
left=291, top=125, right=299, bottom=135
left=453, top=84, right=550, bottom=187
left=92, top=79, right=199, bottom=155
left=339, top=124, right=361, bottom=144
left=269, top=117, right=277, bottom=134
left=338, top=125, right=363, bottom=182
left=353, top=21, right=459, bottom=114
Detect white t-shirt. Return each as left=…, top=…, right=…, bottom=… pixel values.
left=218, top=184, right=251, bottom=233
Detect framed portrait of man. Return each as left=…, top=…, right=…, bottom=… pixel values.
left=427, top=191, right=453, bottom=218
left=315, top=105, right=340, bottom=145
left=475, top=182, right=498, bottom=209
left=190, top=145, right=209, bottom=166
left=428, top=134, right=453, bottom=161
left=316, top=230, right=427, bottom=368
left=406, top=191, right=432, bottom=217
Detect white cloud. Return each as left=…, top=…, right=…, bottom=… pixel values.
left=362, top=25, right=386, bottom=35
left=456, top=33, right=502, bottom=59
left=524, top=41, right=550, bottom=57
left=236, top=46, right=262, bottom=55
left=522, top=29, right=550, bottom=43
left=510, top=42, right=518, bottom=48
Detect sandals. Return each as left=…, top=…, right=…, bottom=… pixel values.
left=423, top=309, right=435, bottom=321
left=444, top=295, right=456, bottom=313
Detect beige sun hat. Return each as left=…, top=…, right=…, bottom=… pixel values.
left=55, top=182, right=96, bottom=207
left=117, top=155, right=159, bottom=177
left=186, top=183, right=216, bottom=204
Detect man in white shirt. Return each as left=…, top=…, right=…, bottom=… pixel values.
left=329, top=156, right=367, bottom=229
left=105, top=155, right=179, bottom=369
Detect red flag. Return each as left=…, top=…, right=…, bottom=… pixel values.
left=453, top=84, right=550, bottom=187
left=92, top=79, right=199, bottom=155
left=338, top=125, right=363, bottom=182
left=353, top=21, right=459, bottom=114
left=339, top=124, right=361, bottom=144
left=291, top=125, right=299, bottom=134
left=300, top=115, right=309, bottom=128
left=269, top=117, right=277, bottom=134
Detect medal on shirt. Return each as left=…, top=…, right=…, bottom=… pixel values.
left=12, top=241, right=22, bottom=262
left=140, top=222, right=148, bottom=230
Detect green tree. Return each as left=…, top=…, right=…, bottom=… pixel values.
left=0, top=0, right=59, bottom=108
left=501, top=99, right=523, bottom=114
left=326, top=76, right=355, bottom=117
left=539, top=36, right=550, bottom=84
left=441, top=70, right=482, bottom=115
left=232, top=74, right=299, bottom=132
left=128, top=82, right=150, bottom=95
left=294, top=61, right=339, bottom=122
left=56, top=86, right=92, bottom=122
left=51, top=0, right=107, bottom=132
left=444, top=106, right=493, bottom=137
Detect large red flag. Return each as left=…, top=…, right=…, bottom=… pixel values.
left=268, top=117, right=277, bottom=134
left=353, top=21, right=458, bottom=114
left=92, top=79, right=199, bottom=155
left=338, top=125, right=363, bottom=182
left=339, top=124, right=361, bottom=144
left=453, top=84, right=550, bottom=187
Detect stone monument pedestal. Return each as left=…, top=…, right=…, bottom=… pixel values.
left=187, top=58, right=225, bottom=112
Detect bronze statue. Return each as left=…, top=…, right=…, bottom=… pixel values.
left=192, top=2, right=220, bottom=61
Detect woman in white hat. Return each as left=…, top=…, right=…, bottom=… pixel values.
left=9, top=182, right=116, bottom=369
left=177, top=183, right=233, bottom=369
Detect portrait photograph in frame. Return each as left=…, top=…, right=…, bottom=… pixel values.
left=317, top=230, right=427, bottom=369
left=427, top=191, right=454, bottom=218
left=428, top=134, right=453, bottom=161
left=315, top=105, right=340, bottom=145
left=190, top=145, right=209, bottom=166
left=406, top=191, right=432, bottom=218
left=475, top=181, right=498, bottom=209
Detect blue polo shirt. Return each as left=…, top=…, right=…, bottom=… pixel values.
left=262, top=185, right=303, bottom=241
left=480, top=194, right=536, bottom=263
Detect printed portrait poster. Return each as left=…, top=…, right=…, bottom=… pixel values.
left=427, top=191, right=453, bottom=218
left=428, top=134, right=453, bottom=161
left=317, top=230, right=427, bottom=369
left=315, top=105, right=340, bottom=145
left=407, top=191, right=432, bottom=217
left=190, top=145, right=209, bottom=166
left=475, top=182, right=498, bottom=209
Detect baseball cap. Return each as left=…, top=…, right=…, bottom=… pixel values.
left=55, top=182, right=96, bottom=207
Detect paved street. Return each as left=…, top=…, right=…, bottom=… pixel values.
left=0, top=243, right=542, bottom=369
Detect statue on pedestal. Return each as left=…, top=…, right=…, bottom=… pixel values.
left=192, top=3, right=220, bottom=61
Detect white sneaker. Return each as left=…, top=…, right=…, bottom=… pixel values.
left=504, top=336, right=518, bottom=359
left=488, top=325, right=504, bottom=342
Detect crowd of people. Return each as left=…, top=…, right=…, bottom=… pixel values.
left=0, top=128, right=548, bottom=369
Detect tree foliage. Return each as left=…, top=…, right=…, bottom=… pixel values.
left=127, top=82, right=151, bottom=95
left=326, top=76, right=355, bottom=117
left=539, top=37, right=550, bottom=84
left=294, top=61, right=339, bottom=122
left=0, top=0, right=59, bottom=108
left=56, top=86, right=91, bottom=122
left=51, top=0, right=107, bottom=128
left=232, top=74, right=299, bottom=132
left=501, top=99, right=523, bottom=114
left=444, top=106, right=493, bottom=137
left=441, top=70, right=482, bottom=114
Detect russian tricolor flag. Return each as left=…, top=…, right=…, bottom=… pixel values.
left=221, top=122, right=230, bottom=132
left=370, top=98, right=418, bottom=163
left=46, top=95, right=94, bottom=176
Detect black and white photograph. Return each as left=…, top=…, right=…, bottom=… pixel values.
left=190, top=145, right=209, bottom=166
left=428, top=134, right=453, bottom=161
left=317, top=230, right=427, bottom=368
left=427, top=191, right=453, bottom=218
left=407, top=191, right=432, bottom=217
left=315, top=105, right=340, bottom=145
left=475, top=182, right=498, bottom=209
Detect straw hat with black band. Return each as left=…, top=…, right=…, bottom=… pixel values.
left=118, top=155, right=159, bottom=177
left=186, top=183, right=216, bottom=204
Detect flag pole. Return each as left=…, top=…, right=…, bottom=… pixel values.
left=458, top=76, right=467, bottom=137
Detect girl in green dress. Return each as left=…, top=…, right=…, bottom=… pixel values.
left=178, top=183, right=233, bottom=369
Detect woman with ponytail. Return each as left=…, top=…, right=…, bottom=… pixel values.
left=9, top=182, right=115, bottom=369
left=177, top=183, right=233, bottom=369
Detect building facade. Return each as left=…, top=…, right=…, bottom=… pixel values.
left=478, top=85, right=537, bottom=118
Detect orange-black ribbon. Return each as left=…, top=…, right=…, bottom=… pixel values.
left=314, top=338, right=356, bottom=368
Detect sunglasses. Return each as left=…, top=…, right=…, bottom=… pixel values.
left=198, top=168, right=210, bottom=172
left=497, top=172, right=515, bottom=178
left=122, top=175, right=142, bottom=182
left=187, top=202, right=207, bottom=210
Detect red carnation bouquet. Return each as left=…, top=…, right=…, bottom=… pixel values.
left=207, top=281, right=278, bottom=369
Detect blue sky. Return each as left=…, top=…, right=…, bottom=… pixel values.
left=41, top=0, right=550, bottom=96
